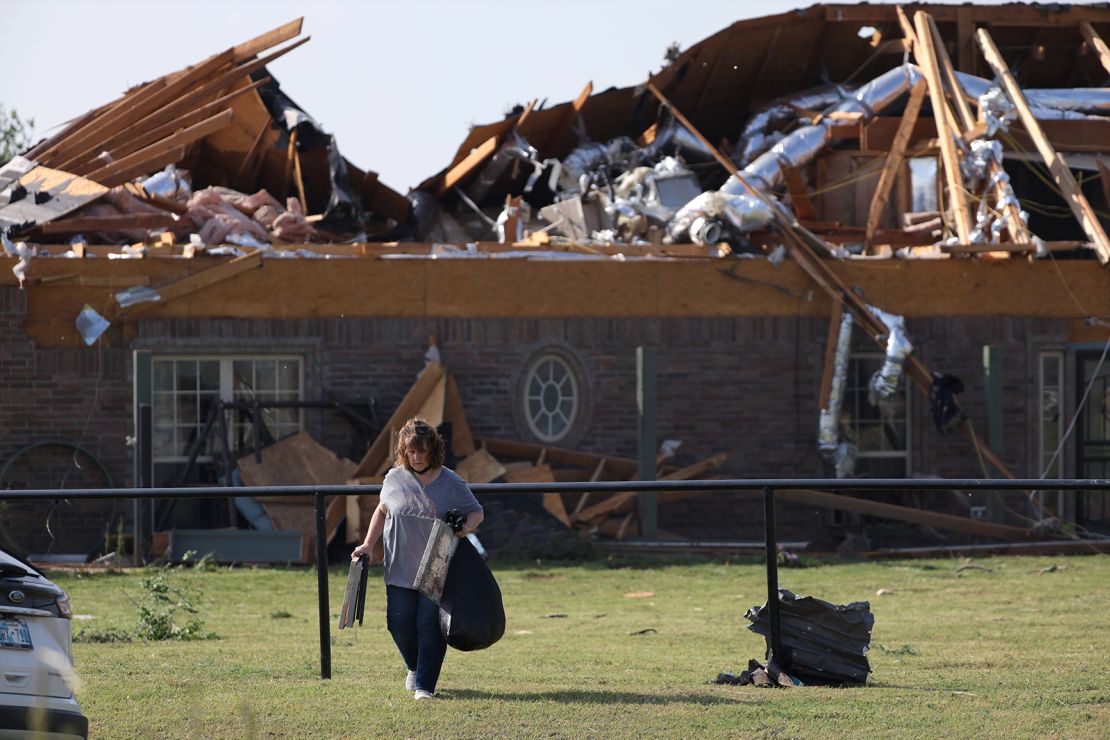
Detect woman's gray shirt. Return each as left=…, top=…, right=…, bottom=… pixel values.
left=380, top=466, right=483, bottom=589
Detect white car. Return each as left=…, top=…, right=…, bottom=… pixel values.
left=0, top=548, right=87, bottom=738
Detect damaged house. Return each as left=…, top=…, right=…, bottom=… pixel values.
left=2, top=4, right=1110, bottom=560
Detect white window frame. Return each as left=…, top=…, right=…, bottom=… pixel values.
left=523, top=353, right=580, bottom=443
left=151, top=355, right=304, bottom=466
left=844, top=351, right=911, bottom=477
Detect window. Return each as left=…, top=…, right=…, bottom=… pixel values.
left=523, top=354, right=579, bottom=443
left=151, top=356, right=303, bottom=486
left=908, top=157, right=938, bottom=213
left=841, top=352, right=910, bottom=477
left=1039, top=352, right=1064, bottom=478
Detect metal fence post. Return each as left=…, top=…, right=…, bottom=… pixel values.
left=314, top=492, right=332, bottom=679
left=763, top=486, right=783, bottom=665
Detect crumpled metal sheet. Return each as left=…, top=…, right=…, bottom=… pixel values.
left=746, top=589, right=874, bottom=685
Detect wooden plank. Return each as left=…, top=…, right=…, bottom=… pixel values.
left=117, top=250, right=262, bottom=319
left=94, top=148, right=184, bottom=192
left=925, top=13, right=1030, bottom=246
left=479, top=437, right=637, bottom=478
left=1098, top=158, right=1110, bottom=209
left=85, top=110, right=235, bottom=186
left=942, top=240, right=1089, bottom=254
left=575, top=453, right=727, bottom=523
left=64, top=78, right=268, bottom=176
left=977, top=27, right=1110, bottom=264
left=283, top=129, right=299, bottom=199
left=455, top=446, right=506, bottom=484
left=351, top=363, right=447, bottom=478
left=865, top=80, right=926, bottom=246
left=36, top=213, right=177, bottom=235
left=40, top=50, right=236, bottom=167
left=232, top=17, right=304, bottom=62
left=913, top=11, right=973, bottom=244
left=782, top=166, right=817, bottom=221
left=52, top=36, right=307, bottom=174
left=571, top=459, right=607, bottom=517
left=817, top=296, right=845, bottom=412
left=437, top=135, right=499, bottom=195
left=778, top=488, right=1032, bottom=540
left=292, top=141, right=308, bottom=213
left=539, top=81, right=593, bottom=156
left=412, top=372, right=447, bottom=428
left=1080, top=21, right=1110, bottom=77
left=444, top=375, right=476, bottom=457
left=956, top=6, right=975, bottom=74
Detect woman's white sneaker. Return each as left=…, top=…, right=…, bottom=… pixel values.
left=413, top=689, right=434, bottom=700
left=405, top=671, right=416, bottom=691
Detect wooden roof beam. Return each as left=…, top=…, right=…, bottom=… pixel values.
left=1080, top=20, right=1110, bottom=77
left=913, top=10, right=973, bottom=244
left=925, top=13, right=1031, bottom=246
left=977, top=27, right=1110, bottom=264
left=865, top=80, right=926, bottom=247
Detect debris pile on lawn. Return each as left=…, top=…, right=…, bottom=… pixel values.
left=745, top=589, right=875, bottom=684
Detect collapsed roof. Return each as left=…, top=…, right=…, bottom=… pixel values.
left=417, top=3, right=1110, bottom=260
left=0, top=19, right=410, bottom=263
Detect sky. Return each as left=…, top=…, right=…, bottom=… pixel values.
left=8, top=0, right=1018, bottom=193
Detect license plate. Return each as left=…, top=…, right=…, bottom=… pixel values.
left=0, top=617, right=33, bottom=649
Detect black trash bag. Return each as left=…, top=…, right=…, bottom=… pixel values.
left=930, top=372, right=968, bottom=435
left=438, top=537, right=505, bottom=651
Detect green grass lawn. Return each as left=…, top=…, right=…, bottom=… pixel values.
left=49, top=553, right=1110, bottom=738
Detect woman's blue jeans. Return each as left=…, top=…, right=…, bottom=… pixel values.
left=386, top=585, right=447, bottom=693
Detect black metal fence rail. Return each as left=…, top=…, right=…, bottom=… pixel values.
left=4, top=478, right=1108, bottom=680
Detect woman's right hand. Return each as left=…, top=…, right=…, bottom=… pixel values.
left=351, top=542, right=374, bottom=561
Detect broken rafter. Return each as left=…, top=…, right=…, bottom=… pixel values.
left=912, top=11, right=974, bottom=244
left=643, top=78, right=1018, bottom=480
left=865, top=80, right=926, bottom=247
left=923, top=12, right=1030, bottom=246
left=1080, top=21, right=1110, bottom=76
left=977, top=28, right=1110, bottom=264
left=352, top=363, right=447, bottom=479
left=539, top=81, right=593, bottom=157
left=85, top=110, right=235, bottom=187
left=113, top=249, right=263, bottom=320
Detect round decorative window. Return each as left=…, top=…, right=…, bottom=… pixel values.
left=523, top=354, right=580, bottom=442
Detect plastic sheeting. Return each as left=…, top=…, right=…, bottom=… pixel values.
left=75, top=304, right=109, bottom=346
left=746, top=589, right=874, bottom=685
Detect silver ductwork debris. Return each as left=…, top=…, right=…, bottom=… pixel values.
left=867, top=305, right=912, bottom=406
left=818, top=310, right=856, bottom=479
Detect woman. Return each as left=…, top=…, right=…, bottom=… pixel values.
left=351, top=418, right=484, bottom=700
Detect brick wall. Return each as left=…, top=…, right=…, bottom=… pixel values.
left=1, top=287, right=132, bottom=554
left=1, top=286, right=1071, bottom=553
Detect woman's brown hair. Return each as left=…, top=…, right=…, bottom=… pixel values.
left=393, top=417, right=446, bottom=471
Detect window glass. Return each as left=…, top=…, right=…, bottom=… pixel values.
left=151, top=356, right=303, bottom=486
left=842, top=353, right=910, bottom=477
left=523, top=354, right=579, bottom=443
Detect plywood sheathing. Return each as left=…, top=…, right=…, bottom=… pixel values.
left=235, top=430, right=360, bottom=561
left=10, top=257, right=1110, bottom=347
